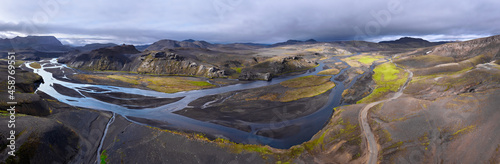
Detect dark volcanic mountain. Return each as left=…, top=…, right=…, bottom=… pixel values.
left=379, top=37, right=430, bottom=44
left=74, top=43, right=118, bottom=52
left=60, top=45, right=228, bottom=78
left=270, top=39, right=317, bottom=47
left=134, top=44, right=151, bottom=51
left=379, top=37, right=447, bottom=48
left=145, top=39, right=213, bottom=51
left=59, top=45, right=141, bottom=70
left=0, top=36, right=70, bottom=51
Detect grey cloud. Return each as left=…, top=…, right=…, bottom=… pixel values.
left=0, top=0, right=499, bottom=45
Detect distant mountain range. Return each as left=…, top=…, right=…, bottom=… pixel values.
left=0, top=35, right=457, bottom=60
left=145, top=39, right=213, bottom=51
left=269, top=39, right=318, bottom=47
left=378, top=37, right=451, bottom=48
left=0, top=36, right=70, bottom=52
left=74, top=43, right=118, bottom=52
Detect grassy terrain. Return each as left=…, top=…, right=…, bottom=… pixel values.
left=73, top=74, right=117, bottom=84
left=343, top=54, right=385, bottom=67
left=280, top=75, right=331, bottom=88
left=107, top=75, right=140, bottom=84
left=100, top=150, right=108, bottom=164
left=305, top=47, right=325, bottom=52
left=111, top=75, right=215, bottom=93
left=357, top=62, right=408, bottom=103
left=15, top=60, right=25, bottom=67
left=318, top=68, right=340, bottom=75
left=74, top=74, right=215, bottom=93
left=452, top=125, right=476, bottom=137
left=29, top=62, right=41, bottom=69
left=403, top=55, right=500, bottom=98
left=280, top=82, right=335, bottom=102
left=0, top=59, right=24, bottom=67
left=248, top=75, right=335, bottom=102
left=278, top=75, right=335, bottom=102
left=231, top=67, right=242, bottom=74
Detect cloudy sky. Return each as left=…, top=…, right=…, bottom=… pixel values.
left=0, top=0, right=499, bottom=45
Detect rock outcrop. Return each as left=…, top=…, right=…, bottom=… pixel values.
left=133, top=51, right=226, bottom=78
left=238, top=72, right=271, bottom=81
left=0, top=62, right=50, bottom=116
left=61, top=46, right=227, bottom=78
left=238, top=56, right=317, bottom=80
left=59, top=45, right=140, bottom=71
left=341, top=70, right=375, bottom=104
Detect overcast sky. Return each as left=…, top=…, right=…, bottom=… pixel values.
left=0, top=0, right=499, bottom=45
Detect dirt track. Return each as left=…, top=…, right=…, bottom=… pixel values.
left=359, top=57, right=413, bottom=164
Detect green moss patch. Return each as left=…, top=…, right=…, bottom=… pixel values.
left=304, top=130, right=328, bottom=151
left=141, top=76, right=215, bottom=93
left=231, top=67, right=242, bottom=74
left=29, top=62, right=41, bottom=69
left=280, top=75, right=331, bottom=88
left=75, top=74, right=215, bottom=93
left=14, top=60, right=25, bottom=67
left=410, top=55, right=490, bottom=76
left=343, top=54, right=385, bottom=67
left=278, top=75, right=335, bottom=102
left=100, top=150, right=108, bottom=164
left=107, top=75, right=140, bottom=85
left=358, top=62, right=408, bottom=104
left=382, top=141, right=403, bottom=152
left=318, top=68, right=340, bottom=75
left=452, top=125, right=476, bottom=136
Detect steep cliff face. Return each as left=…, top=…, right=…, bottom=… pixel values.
left=61, top=46, right=226, bottom=78
left=60, top=45, right=140, bottom=71
left=238, top=56, right=318, bottom=81
left=132, top=51, right=225, bottom=78
left=74, top=43, right=118, bottom=52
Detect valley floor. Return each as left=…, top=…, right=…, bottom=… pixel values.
left=1, top=36, right=500, bottom=163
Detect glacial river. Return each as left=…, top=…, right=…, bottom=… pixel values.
left=27, top=56, right=365, bottom=149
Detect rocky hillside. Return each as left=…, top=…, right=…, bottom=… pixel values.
left=145, top=39, right=213, bottom=51
left=270, top=39, right=317, bottom=47
left=379, top=37, right=447, bottom=48
left=427, top=35, right=500, bottom=60
left=0, top=36, right=72, bottom=60
left=238, top=56, right=318, bottom=81
left=327, top=37, right=448, bottom=53
left=60, top=45, right=227, bottom=78
left=61, top=43, right=322, bottom=80
left=132, top=51, right=226, bottom=78
left=0, top=36, right=69, bottom=52
left=74, top=43, right=118, bottom=52
left=59, top=45, right=140, bottom=71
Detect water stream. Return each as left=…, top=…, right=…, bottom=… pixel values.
left=27, top=56, right=367, bottom=149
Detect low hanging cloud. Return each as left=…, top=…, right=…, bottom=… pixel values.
left=0, top=0, right=499, bottom=45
